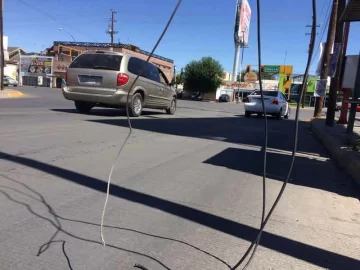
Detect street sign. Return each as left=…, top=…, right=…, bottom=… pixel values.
left=264, top=65, right=280, bottom=73
left=244, top=72, right=258, bottom=82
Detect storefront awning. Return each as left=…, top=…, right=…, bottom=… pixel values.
left=341, top=0, right=360, bottom=22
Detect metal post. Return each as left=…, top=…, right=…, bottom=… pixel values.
left=338, top=22, right=351, bottom=124
left=107, top=10, right=118, bottom=45
left=174, top=65, right=177, bottom=90
left=111, top=10, right=114, bottom=44
left=0, top=0, right=4, bottom=90
left=314, top=0, right=339, bottom=117
left=326, top=0, right=346, bottom=126
left=347, top=53, right=360, bottom=133
left=232, top=44, right=240, bottom=82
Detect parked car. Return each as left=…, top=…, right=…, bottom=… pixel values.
left=4, top=75, right=18, bottom=87
left=62, top=51, right=177, bottom=117
left=244, top=90, right=290, bottom=119
left=218, top=94, right=230, bottom=103
left=191, top=92, right=203, bottom=101
left=335, top=101, right=342, bottom=111
left=348, top=103, right=360, bottom=112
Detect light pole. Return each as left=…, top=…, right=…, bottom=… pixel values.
left=174, top=65, right=177, bottom=90
left=58, top=28, right=75, bottom=42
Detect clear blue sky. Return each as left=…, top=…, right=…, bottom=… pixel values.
left=5, top=0, right=360, bottom=75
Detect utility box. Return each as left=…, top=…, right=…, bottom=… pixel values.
left=342, top=55, right=359, bottom=91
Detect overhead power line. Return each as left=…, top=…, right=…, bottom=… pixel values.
left=17, top=0, right=88, bottom=39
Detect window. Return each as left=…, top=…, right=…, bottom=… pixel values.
left=128, top=57, right=147, bottom=78
left=147, top=63, right=160, bottom=82
left=251, top=90, right=278, bottom=97
left=159, top=69, right=169, bottom=85
left=69, top=53, right=122, bottom=70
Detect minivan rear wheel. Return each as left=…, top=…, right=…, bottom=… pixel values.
left=129, top=93, right=143, bottom=117
left=75, top=101, right=93, bottom=114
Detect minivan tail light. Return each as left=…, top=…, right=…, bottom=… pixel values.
left=117, top=73, right=129, bottom=86
left=65, top=71, right=68, bottom=82
left=244, top=97, right=250, bottom=103
left=272, top=98, right=279, bottom=105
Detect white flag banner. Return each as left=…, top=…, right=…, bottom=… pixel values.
left=316, top=42, right=325, bottom=75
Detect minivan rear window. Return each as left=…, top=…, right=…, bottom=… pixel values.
left=69, top=54, right=122, bottom=70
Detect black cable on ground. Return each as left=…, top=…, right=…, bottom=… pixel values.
left=241, top=0, right=267, bottom=268
left=100, top=0, right=183, bottom=246
left=232, top=0, right=317, bottom=268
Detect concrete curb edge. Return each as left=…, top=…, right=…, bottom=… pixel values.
left=310, top=119, right=360, bottom=187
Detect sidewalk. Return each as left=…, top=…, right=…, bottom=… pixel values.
left=311, top=117, right=360, bottom=186
left=0, top=89, right=25, bottom=98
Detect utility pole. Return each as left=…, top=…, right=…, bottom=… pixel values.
left=107, top=9, right=118, bottom=45
left=303, top=25, right=319, bottom=108
left=326, top=0, right=346, bottom=126
left=314, top=0, right=339, bottom=117
left=0, top=0, right=4, bottom=90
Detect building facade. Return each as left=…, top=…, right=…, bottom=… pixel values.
left=47, top=41, right=174, bottom=88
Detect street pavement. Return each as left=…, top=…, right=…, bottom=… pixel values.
left=0, top=86, right=359, bottom=270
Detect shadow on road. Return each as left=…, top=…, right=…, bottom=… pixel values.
left=51, top=108, right=166, bottom=117
left=1, top=153, right=359, bottom=269
left=0, top=174, right=229, bottom=270
left=204, top=147, right=359, bottom=198
left=0, top=175, right=173, bottom=270
left=86, top=116, right=359, bottom=198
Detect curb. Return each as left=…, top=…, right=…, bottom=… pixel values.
left=310, top=118, right=360, bottom=186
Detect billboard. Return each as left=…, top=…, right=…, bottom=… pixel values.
left=20, top=56, right=53, bottom=77
left=234, top=0, right=251, bottom=47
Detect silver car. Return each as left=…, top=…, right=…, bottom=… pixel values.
left=62, top=51, right=177, bottom=117
left=4, top=75, right=18, bottom=87
left=244, top=90, right=290, bottom=119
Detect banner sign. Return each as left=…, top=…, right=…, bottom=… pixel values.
left=234, top=0, right=251, bottom=47
left=20, top=56, right=53, bottom=76
left=328, top=43, right=342, bottom=77
left=314, top=79, right=327, bottom=97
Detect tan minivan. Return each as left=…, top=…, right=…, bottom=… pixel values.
left=62, top=51, right=177, bottom=117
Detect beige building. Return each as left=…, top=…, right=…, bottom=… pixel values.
left=5, top=47, right=26, bottom=80
left=47, top=41, right=174, bottom=88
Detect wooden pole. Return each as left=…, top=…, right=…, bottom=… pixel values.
left=326, top=0, right=346, bottom=126
left=314, top=0, right=339, bottom=117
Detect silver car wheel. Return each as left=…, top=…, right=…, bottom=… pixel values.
left=171, top=99, right=176, bottom=111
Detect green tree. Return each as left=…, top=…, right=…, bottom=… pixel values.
left=184, top=57, right=224, bottom=93
left=171, top=74, right=184, bottom=86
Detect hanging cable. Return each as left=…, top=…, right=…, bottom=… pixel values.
left=100, top=0, right=183, bottom=246
left=310, top=0, right=332, bottom=69
left=241, top=0, right=267, bottom=268
left=232, top=0, right=317, bottom=268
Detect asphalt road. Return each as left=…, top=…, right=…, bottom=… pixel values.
left=0, top=86, right=359, bottom=270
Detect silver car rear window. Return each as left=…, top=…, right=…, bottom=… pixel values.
left=69, top=54, right=122, bottom=71
left=251, top=90, right=278, bottom=97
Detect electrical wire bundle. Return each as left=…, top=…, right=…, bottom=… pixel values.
left=99, top=0, right=318, bottom=269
